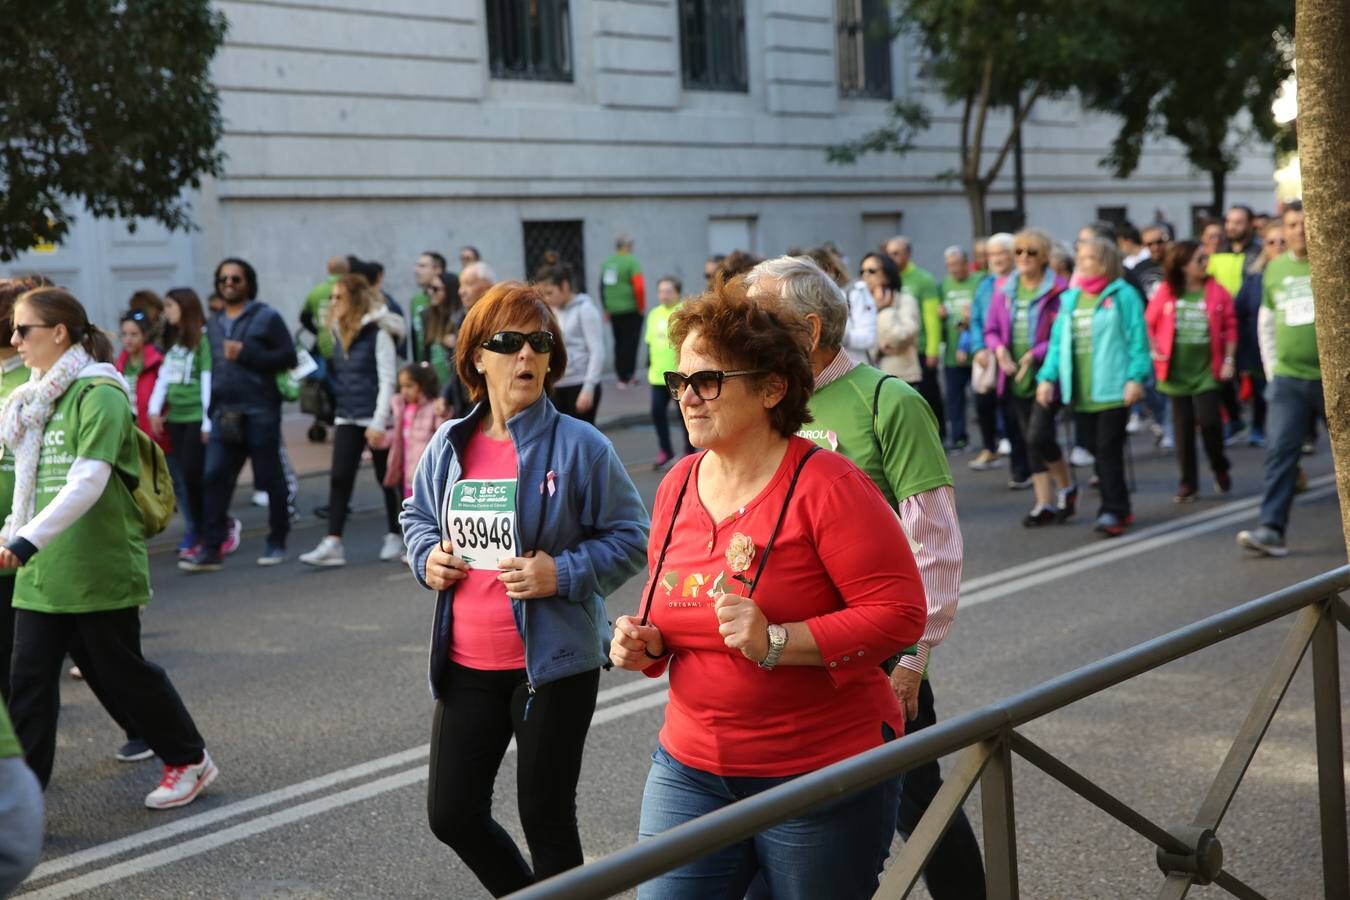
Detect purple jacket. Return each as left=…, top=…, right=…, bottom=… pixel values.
left=982, top=271, right=1068, bottom=396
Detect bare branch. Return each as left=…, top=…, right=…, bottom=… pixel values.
left=982, top=80, right=1047, bottom=187
left=968, top=53, right=995, bottom=182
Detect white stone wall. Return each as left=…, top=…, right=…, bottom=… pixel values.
left=6, top=0, right=1279, bottom=331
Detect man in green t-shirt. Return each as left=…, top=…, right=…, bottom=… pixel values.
left=408, top=251, right=446, bottom=365
left=940, top=246, right=982, bottom=450
left=747, top=255, right=985, bottom=898
left=1238, top=203, right=1323, bottom=558
left=885, top=236, right=946, bottom=440
left=599, top=235, right=646, bottom=386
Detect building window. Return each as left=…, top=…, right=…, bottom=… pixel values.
left=1095, top=206, right=1130, bottom=229
left=522, top=220, right=585, bottom=286
left=836, top=0, right=892, bottom=99
left=680, top=0, right=747, bottom=92
left=989, top=209, right=1023, bottom=235
left=486, top=0, right=572, bottom=82
left=1190, top=204, right=1219, bottom=237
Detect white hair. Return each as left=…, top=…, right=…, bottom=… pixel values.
left=463, top=261, right=496, bottom=283
left=986, top=233, right=1015, bottom=253
left=744, top=256, right=849, bottom=351
left=885, top=235, right=911, bottom=252
left=943, top=245, right=968, bottom=262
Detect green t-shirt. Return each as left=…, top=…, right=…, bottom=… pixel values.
left=0, top=701, right=19, bottom=759
left=0, top=360, right=31, bottom=581
left=1159, top=292, right=1217, bottom=397
left=600, top=253, right=642, bottom=315
left=1010, top=282, right=1038, bottom=398
left=941, top=275, right=981, bottom=368
left=902, top=263, right=943, bottom=359
left=799, top=365, right=952, bottom=508
left=162, top=339, right=211, bottom=423
left=303, top=276, right=339, bottom=358
left=409, top=291, right=430, bottom=364
left=645, top=303, right=681, bottom=386
left=13, top=379, right=151, bottom=614
left=1262, top=254, right=1320, bottom=381
left=1069, top=293, right=1121, bottom=413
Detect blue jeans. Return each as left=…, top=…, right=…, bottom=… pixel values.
left=1259, top=376, right=1324, bottom=534
left=0, top=757, right=43, bottom=897
left=944, top=366, right=971, bottom=444
left=637, top=743, right=901, bottom=900
left=202, top=408, right=289, bottom=549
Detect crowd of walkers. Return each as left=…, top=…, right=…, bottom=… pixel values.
left=0, top=196, right=1327, bottom=897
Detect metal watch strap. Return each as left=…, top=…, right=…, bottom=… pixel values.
left=759, top=624, right=787, bottom=670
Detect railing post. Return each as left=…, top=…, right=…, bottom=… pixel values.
left=981, top=732, right=1019, bottom=900
left=1312, top=597, right=1348, bottom=898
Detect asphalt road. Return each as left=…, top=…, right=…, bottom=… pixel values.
left=12, top=421, right=1350, bottom=900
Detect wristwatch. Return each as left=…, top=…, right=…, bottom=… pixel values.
left=759, top=624, right=788, bottom=670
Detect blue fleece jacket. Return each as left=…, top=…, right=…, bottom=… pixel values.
left=401, top=393, right=650, bottom=697
left=206, top=301, right=297, bottom=414
left=1037, top=278, right=1152, bottom=407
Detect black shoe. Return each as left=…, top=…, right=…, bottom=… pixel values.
left=178, top=547, right=224, bottom=573
left=116, top=738, right=154, bottom=762
left=1023, top=507, right=1056, bottom=527
left=1055, top=485, right=1079, bottom=522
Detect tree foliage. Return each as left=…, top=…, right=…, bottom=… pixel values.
left=1080, top=0, right=1293, bottom=213
left=0, top=0, right=227, bottom=260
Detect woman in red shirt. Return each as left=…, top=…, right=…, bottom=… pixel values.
left=611, top=280, right=927, bottom=899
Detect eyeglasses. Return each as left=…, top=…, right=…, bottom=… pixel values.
left=12, top=323, right=55, bottom=340
left=428, top=285, right=444, bottom=294
left=663, top=369, right=765, bottom=401
left=480, top=331, right=555, bottom=355
left=1192, top=254, right=1210, bottom=267
left=1014, top=248, right=1040, bottom=257
left=216, top=274, right=244, bottom=286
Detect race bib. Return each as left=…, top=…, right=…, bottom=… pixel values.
left=161, top=350, right=189, bottom=384
left=1284, top=294, right=1315, bottom=327
left=445, top=478, right=518, bottom=570
left=602, top=267, right=619, bottom=286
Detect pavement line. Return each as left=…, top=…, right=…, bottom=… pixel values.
left=959, top=473, right=1336, bottom=595
left=25, top=674, right=667, bottom=886
left=21, top=689, right=671, bottom=900
left=962, top=482, right=1339, bottom=608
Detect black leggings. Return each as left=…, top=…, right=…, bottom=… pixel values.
left=1171, top=390, right=1229, bottom=489
left=649, top=384, right=693, bottom=457
left=327, top=424, right=401, bottom=537
left=166, top=420, right=206, bottom=535
left=8, top=607, right=204, bottom=787
left=1012, top=395, right=1063, bottom=475
left=427, top=662, right=600, bottom=897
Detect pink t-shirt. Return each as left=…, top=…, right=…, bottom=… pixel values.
left=401, top=403, right=418, bottom=499
left=448, top=430, right=527, bottom=670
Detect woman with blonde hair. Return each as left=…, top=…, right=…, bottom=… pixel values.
left=299, top=274, right=398, bottom=566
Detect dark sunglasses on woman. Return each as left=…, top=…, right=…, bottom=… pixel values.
left=663, top=369, right=764, bottom=401
left=480, top=330, right=555, bottom=354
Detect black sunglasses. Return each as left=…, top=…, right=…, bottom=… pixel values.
left=860, top=267, right=882, bottom=275
left=481, top=330, right=555, bottom=354
left=216, top=274, right=244, bottom=286
left=663, top=369, right=765, bottom=401
left=1014, top=248, right=1040, bottom=257
left=12, top=323, right=55, bottom=340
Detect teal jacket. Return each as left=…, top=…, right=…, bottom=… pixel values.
left=1037, top=278, right=1151, bottom=407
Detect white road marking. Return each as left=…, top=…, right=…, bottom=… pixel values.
left=21, top=477, right=1340, bottom=894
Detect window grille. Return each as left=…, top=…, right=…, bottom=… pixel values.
left=486, top=0, right=573, bottom=82
left=679, top=0, right=748, bottom=92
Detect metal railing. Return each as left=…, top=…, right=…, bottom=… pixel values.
left=511, top=566, right=1350, bottom=900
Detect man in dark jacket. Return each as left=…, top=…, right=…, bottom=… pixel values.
left=181, top=257, right=298, bottom=571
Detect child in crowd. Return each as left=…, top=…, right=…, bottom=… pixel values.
left=384, top=362, right=444, bottom=505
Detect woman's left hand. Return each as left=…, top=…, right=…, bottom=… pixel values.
left=1123, top=380, right=1144, bottom=407
left=498, top=552, right=558, bottom=599
left=0, top=547, right=21, bottom=570
left=714, top=592, right=769, bottom=663
left=1220, top=360, right=1236, bottom=381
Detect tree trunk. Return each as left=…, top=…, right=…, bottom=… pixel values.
left=1296, top=0, right=1350, bottom=556
left=1209, top=168, right=1226, bottom=220
left=964, top=179, right=988, bottom=243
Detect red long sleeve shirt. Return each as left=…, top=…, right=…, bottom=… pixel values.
left=641, top=437, right=926, bottom=777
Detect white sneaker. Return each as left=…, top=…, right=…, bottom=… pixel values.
left=251, top=490, right=268, bottom=508
left=1068, top=446, right=1096, bottom=468
left=1125, top=412, right=1143, bottom=434
left=379, top=532, right=403, bottom=562
left=997, top=438, right=1012, bottom=456
left=299, top=536, right=346, bottom=567
left=145, top=751, right=218, bottom=810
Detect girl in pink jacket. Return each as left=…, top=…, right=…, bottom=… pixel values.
left=383, top=363, right=446, bottom=501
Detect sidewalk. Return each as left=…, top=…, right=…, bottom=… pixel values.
left=280, top=376, right=653, bottom=479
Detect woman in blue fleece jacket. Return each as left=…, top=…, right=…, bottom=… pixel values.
left=401, top=281, right=649, bottom=897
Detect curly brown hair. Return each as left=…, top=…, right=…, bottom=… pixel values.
left=667, top=277, right=814, bottom=436
left=455, top=281, right=567, bottom=404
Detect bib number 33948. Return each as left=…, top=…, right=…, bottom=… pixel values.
left=446, top=479, right=519, bottom=570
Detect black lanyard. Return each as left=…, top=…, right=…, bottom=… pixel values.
left=638, top=446, right=820, bottom=626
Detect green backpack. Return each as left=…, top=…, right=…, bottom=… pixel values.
left=83, top=378, right=176, bottom=537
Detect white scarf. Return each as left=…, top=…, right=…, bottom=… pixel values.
left=0, top=345, right=101, bottom=540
